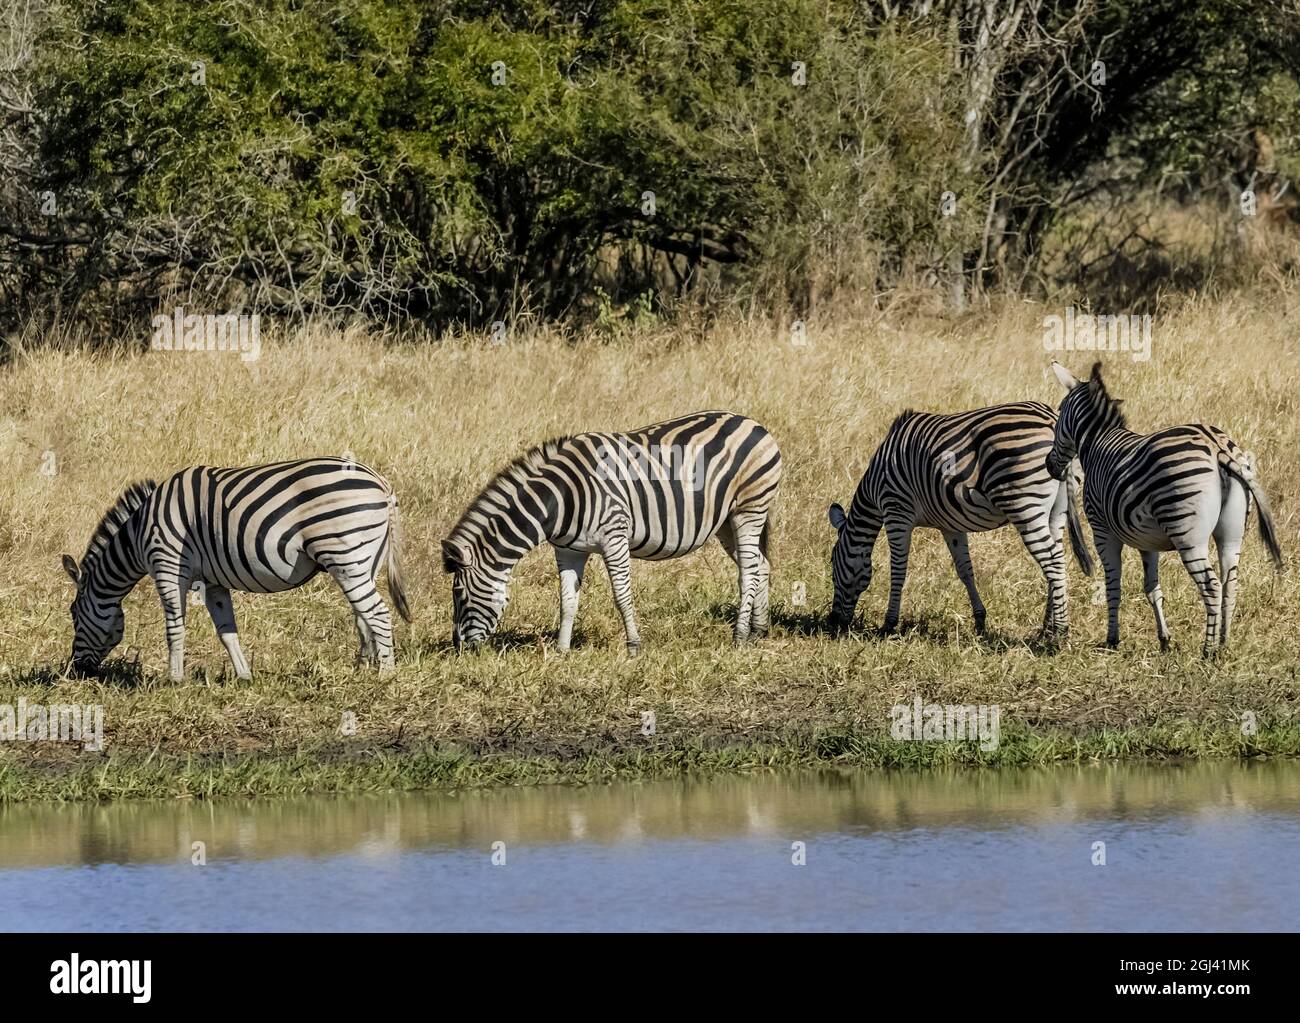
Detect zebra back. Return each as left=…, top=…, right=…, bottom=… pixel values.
left=445, top=410, right=781, bottom=570
left=858, top=401, right=1062, bottom=530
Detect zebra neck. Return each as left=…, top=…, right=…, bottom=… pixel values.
left=466, top=508, right=551, bottom=572
left=848, top=491, right=885, bottom=533
left=853, top=506, right=884, bottom=534
left=86, top=521, right=148, bottom=600
left=853, top=471, right=886, bottom=528
left=1077, top=422, right=1134, bottom=464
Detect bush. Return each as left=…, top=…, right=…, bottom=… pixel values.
left=2, top=0, right=1297, bottom=332
left=3, top=0, right=974, bottom=327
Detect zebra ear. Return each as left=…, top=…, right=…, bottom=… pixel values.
left=1050, top=361, right=1080, bottom=391
left=61, top=554, right=80, bottom=584
left=440, top=539, right=472, bottom=573
left=828, top=503, right=847, bottom=531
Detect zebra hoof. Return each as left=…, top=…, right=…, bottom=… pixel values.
left=626, top=643, right=641, bottom=658
left=1159, top=637, right=1171, bottom=653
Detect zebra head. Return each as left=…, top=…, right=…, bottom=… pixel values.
left=827, top=502, right=874, bottom=633
left=61, top=554, right=125, bottom=674
left=441, top=537, right=509, bottom=650
left=1047, top=361, right=1125, bottom=480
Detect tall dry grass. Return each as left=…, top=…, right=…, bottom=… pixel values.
left=0, top=290, right=1297, bottom=794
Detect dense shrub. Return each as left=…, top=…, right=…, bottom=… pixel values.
left=1, top=0, right=1297, bottom=330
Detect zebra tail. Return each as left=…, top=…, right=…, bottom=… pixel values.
left=1065, top=471, right=1095, bottom=576
left=1243, top=476, right=1284, bottom=571
left=386, top=496, right=414, bottom=622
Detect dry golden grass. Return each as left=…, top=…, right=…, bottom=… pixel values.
left=1, top=289, right=1297, bottom=798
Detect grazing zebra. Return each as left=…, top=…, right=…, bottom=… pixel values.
left=62, top=457, right=411, bottom=680
left=1046, top=362, right=1282, bottom=655
left=827, top=401, right=1093, bottom=638
left=441, top=410, right=782, bottom=652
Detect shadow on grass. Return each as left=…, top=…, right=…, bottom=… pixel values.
left=868, top=614, right=1068, bottom=655
left=704, top=600, right=1066, bottom=654
left=407, top=626, right=557, bottom=658
left=705, top=601, right=828, bottom=637
left=770, top=606, right=829, bottom=636
left=8, top=656, right=148, bottom=688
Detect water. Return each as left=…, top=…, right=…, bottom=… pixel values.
left=1, top=761, right=1297, bottom=931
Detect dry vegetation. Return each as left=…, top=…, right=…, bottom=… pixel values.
left=1, top=290, right=1298, bottom=800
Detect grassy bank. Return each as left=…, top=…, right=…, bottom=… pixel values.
left=2, top=293, right=1298, bottom=802
left=2, top=723, right=1300, bottom=803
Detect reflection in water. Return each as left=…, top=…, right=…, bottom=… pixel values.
left=0, top=760, right=1297, bottom=931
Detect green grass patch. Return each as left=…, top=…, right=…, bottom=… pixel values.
left=3, top=720, right=1297, bottom=804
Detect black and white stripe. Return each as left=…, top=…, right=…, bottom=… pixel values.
left=62, top=457, right=411, bottom=679
left=828, top=401, right=1093, bottom=637
left=1046, top=361, right=1282, bottom=655
left=441, top=410, right=782, bottom=652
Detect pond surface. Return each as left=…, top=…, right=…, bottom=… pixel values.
left=1, top=760, right=1297, bottom=931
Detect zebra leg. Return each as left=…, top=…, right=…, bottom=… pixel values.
left=1215, top=541, right=1242, bottom=648
left=325, top=565, right=397, bottom=675
left=1045, top=490, right=1071, bottom=635
left=942, top=531, right=986, bottom=635
left=721, top=513, right=768, bottom=643
left=1140, top=551, right=1171, bottom=652
left=155, top=576, right=188, bottom=682
left=1011, top=514, right=1068, bottom=639
left=1098, top=535, right=1123, bottom=649
left=353, top=615, right=376, bottom=666
left=1177, top=543, right=1223, bottom=657
left=600, top=528, right=641, bottom=655
left=881, top=520, right=913, bottom=634
left=202, top=584, right=252, bottom=679
left=1216, top=540, right=1243, bottom=649
left=751, top=543, right=771, bottom=639
left=554, top=547, right=589, bottom=653
left=1214, top=478, right=1248, bottom=648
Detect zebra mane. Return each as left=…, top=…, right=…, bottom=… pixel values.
left=1086, top=362, right=1127, bottom=429
left=887, top=408, right=920, bottom=432
left=448, top=438, right=570, bottom=542
left=83, top=480, right=157, bottom=562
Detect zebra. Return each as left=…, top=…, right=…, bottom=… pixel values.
left=1046, top=361, right=1282, bottom=656
left=440, top=410, right=782, bottom=653
left=61, top=457, right=411, bottom=680
left=827, top=401, right=1094, bottom=638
